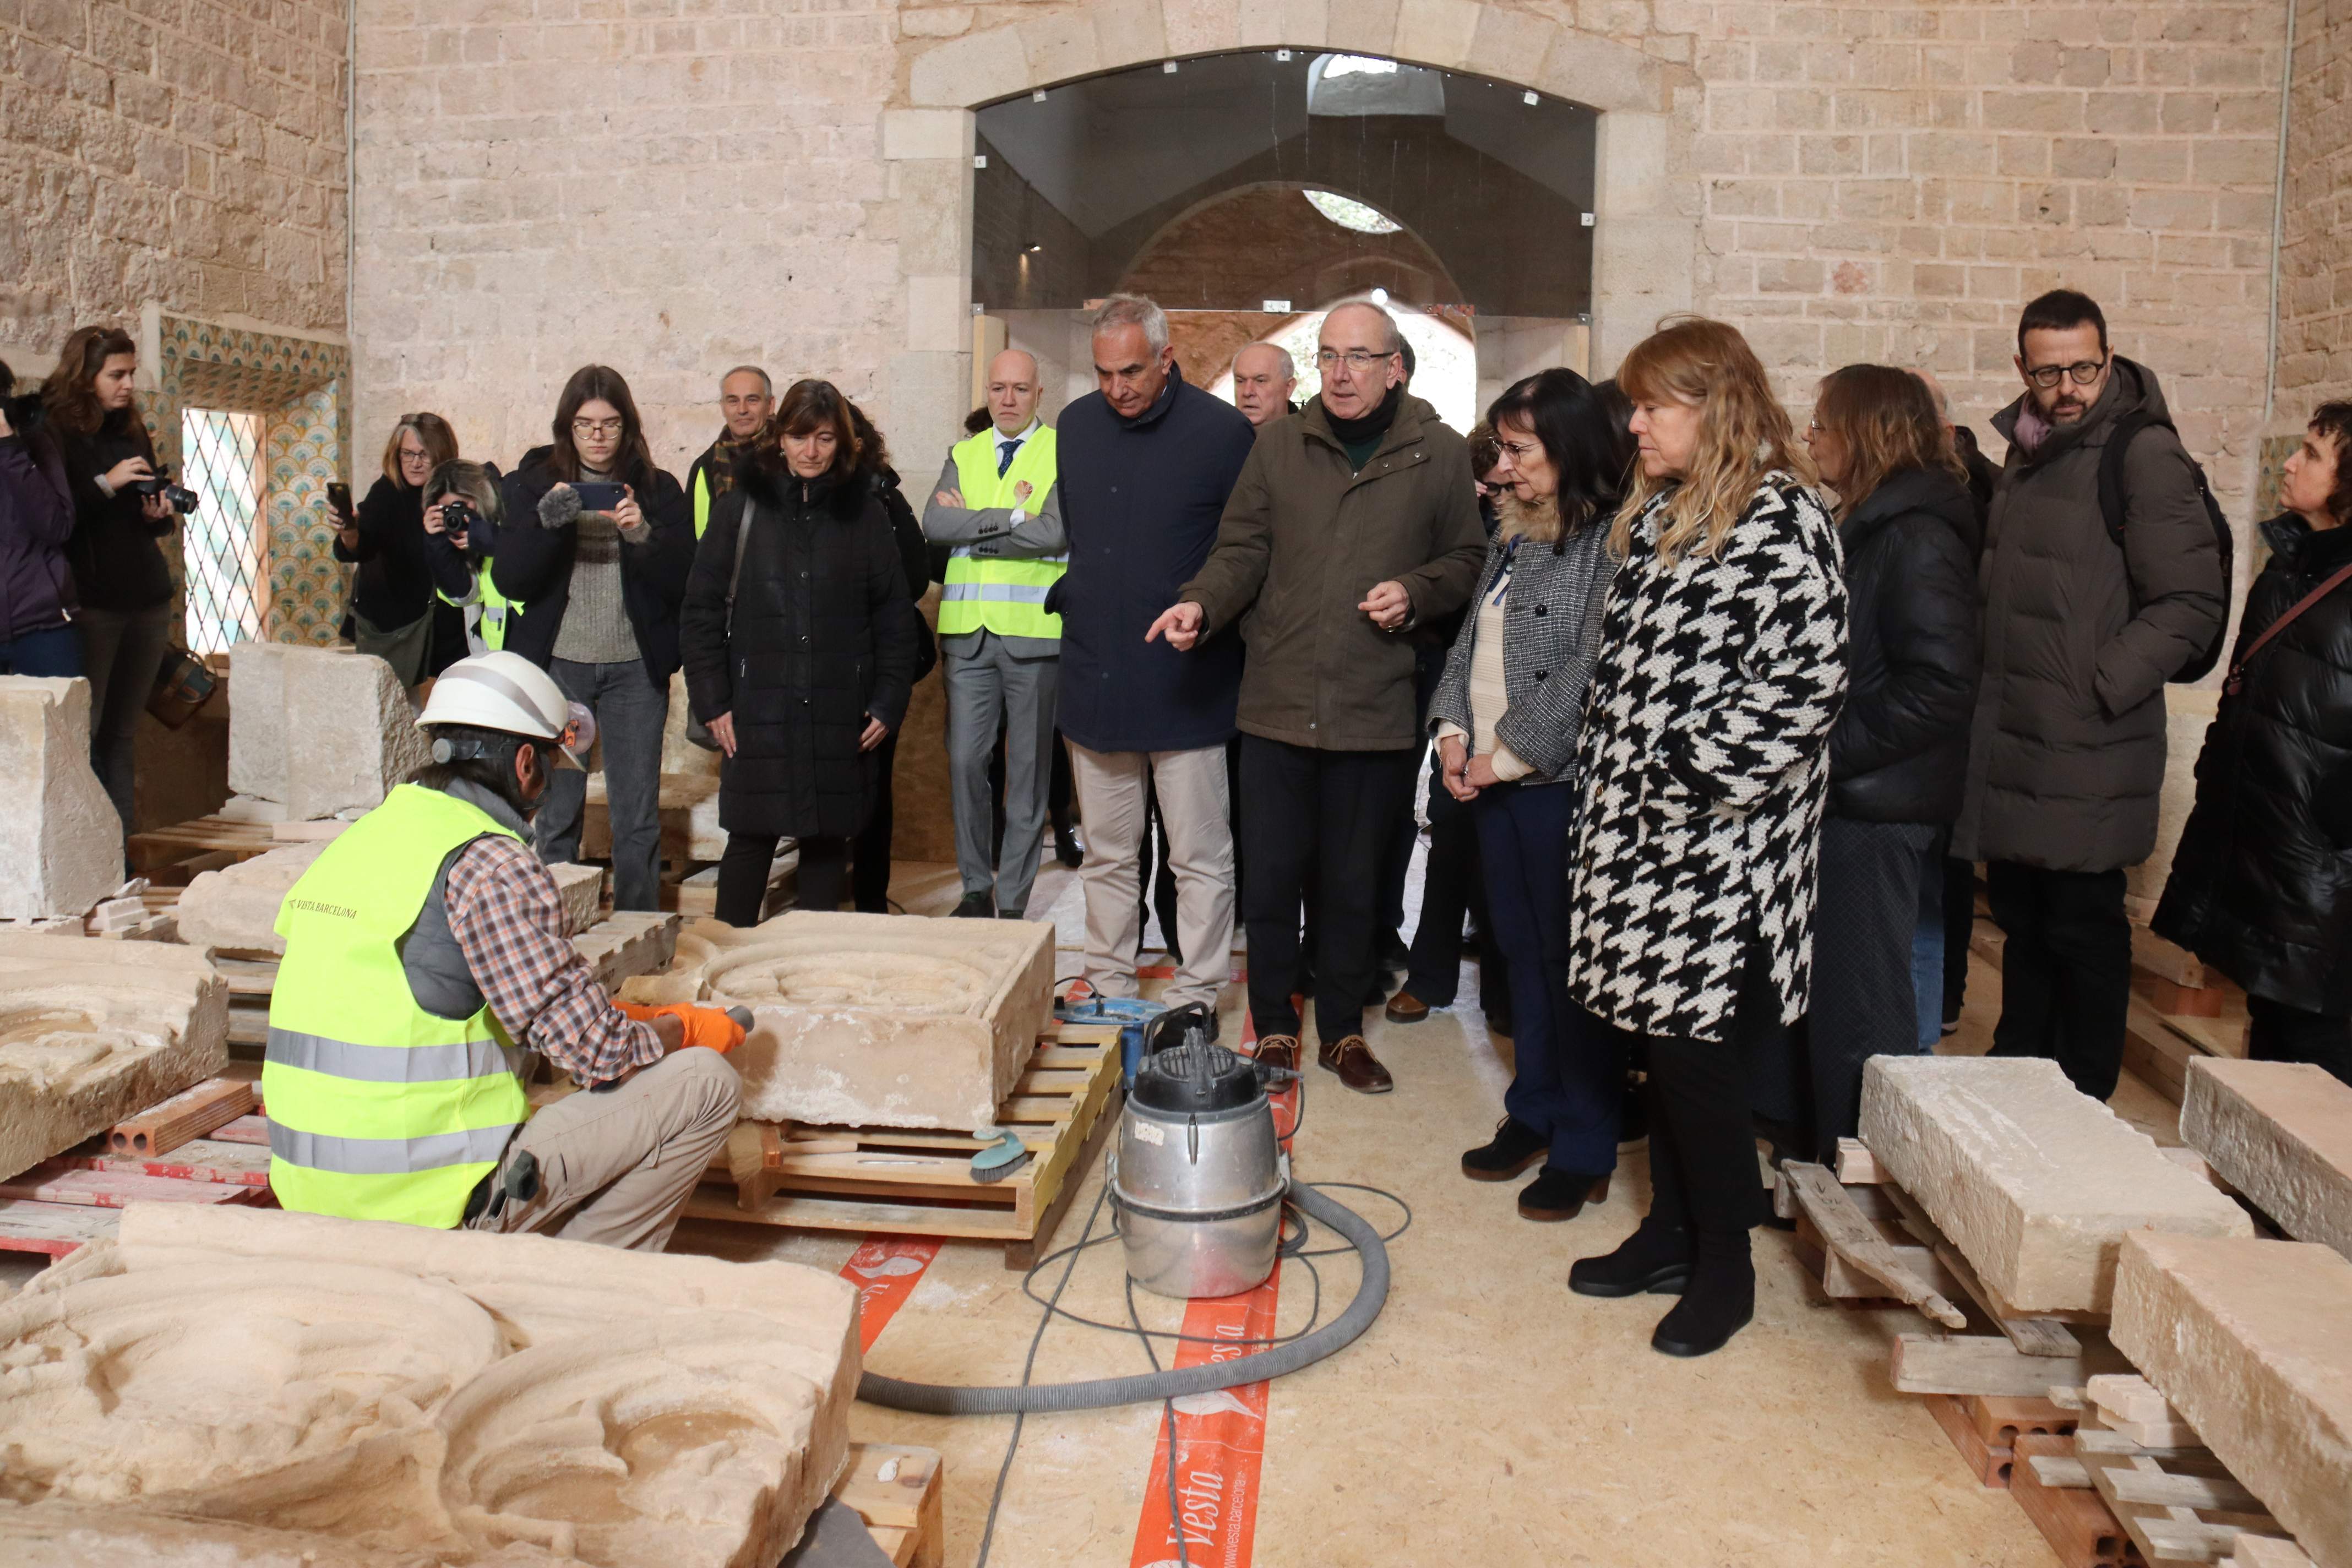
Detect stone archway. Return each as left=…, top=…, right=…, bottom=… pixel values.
left=878, top=1, right=1696, bottom=447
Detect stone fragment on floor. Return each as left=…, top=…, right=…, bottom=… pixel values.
left=630, top=910, right=1053, bottom=1129
left=1859, top=1054, right=2252, bottom=1313
left=0, top=933, right=228, bottom=1181
left=173, top=842, right=332, bottom=957
left=0, top=678, right=122, bottom=921
left=227, top=644, right=431, bottom=820
left=2182, top=1056, right=2352, bottom=1264
left=2110, top=1231, right=2352, bottom=1568
left=0, top=1202, right=860, bottom=1568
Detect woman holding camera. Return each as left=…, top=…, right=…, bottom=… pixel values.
left=495, top=366, right=694, bottom=911
left=43, top=325, right=176, bottom=831
left=418, top=459, right=507, bottom=652
left=682, top=379, right=918, bottom=924
left=335, top=413, right=469, bottom=685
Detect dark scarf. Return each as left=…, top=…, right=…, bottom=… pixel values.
left=1325, top=383, right=1403, bottom=470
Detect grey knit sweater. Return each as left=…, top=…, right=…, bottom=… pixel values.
left=547, top=464, right=640, bottom=665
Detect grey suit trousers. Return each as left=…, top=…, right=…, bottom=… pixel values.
left=943, top=629, right=1059, bottom=916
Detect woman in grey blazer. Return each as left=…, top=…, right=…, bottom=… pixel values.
left=1429, top=369, right=1635, bottom=1224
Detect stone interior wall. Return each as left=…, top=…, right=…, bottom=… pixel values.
left=2274, top=0, right=2351, bottom=422
left=1, top=0, right=350, bottom=362
left=345, top=0, right=2291, bottom=546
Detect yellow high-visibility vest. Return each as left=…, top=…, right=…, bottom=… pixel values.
left=263, top=784, right=530, bottom=1228
left=938, top=425, right=1064, bottom=641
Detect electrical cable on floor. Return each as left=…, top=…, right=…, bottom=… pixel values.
left=1124, top=1270, right=1191, bottom=1568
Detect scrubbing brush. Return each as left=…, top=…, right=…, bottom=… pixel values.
left=968, top=1124, right=1032, bottom=1184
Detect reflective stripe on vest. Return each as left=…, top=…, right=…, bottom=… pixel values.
left=939, top=426, right=1064, bottom=640
left=263, top=784, right=530, bottom=1228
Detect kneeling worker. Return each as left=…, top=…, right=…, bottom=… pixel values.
left=264, top=651, right=744, bottom=1251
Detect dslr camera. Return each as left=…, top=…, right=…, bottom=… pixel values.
left=131, top=464, right=201, bottom=515
left=442, top=499, right=484, bottom=541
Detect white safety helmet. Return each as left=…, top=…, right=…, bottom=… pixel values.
left=415, top=652, right=596, bottom=769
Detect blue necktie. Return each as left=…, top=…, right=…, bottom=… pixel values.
left=997, top=437, right=1022, bottom=478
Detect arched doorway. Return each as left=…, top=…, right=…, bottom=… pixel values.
left=967, top=48, right=1598, bottom=425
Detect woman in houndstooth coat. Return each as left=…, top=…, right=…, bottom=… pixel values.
left=1562, top=317, right=1848, bottom=1359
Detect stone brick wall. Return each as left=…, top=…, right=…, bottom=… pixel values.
left=1689, top=0, right=2289, bottom=518
left=349, top=0, right=903, bottom=477
left=2275, top=0, right=2351, bottom=418
left=1, top=0, right=350, bottom=360
left=342, top=0, right=2293, bottom=530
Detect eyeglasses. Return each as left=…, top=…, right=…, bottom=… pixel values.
left=1498, top=439, right=1541, bottom=460
left=2024, top=359, right=2107, bottom=389
left=1315, top=349, right=1396, bottom=371
left=571, top=417, right=625, bottom=439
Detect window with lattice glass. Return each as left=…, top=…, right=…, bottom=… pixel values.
left=179, top=408, right=266, bottom=655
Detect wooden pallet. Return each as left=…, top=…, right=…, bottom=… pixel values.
left=684, top=1023, right=1125, bottom=1268
left=822, top=1442, right=943, bottom=1567
left=127, top=815, right=285, bottom=878
left=2033, top=1423, right=2304, bottom=1566
left=2014, top=1431, right=2149, bottom=1568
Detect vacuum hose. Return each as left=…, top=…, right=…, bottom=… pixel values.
left=856, top=1182, right=1389, bottom=1415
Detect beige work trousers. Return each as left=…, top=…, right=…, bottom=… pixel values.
left=1068, top=741, right=1235, bottom=1014
left=466, top=1047, right=740, bottom=1253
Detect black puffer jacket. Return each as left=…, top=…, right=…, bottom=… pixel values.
left=492, top=446, right=694, bottom=680
left=680, top=460, right=918, bottom=841
left=1829, top=466, right=1982, bottom=823
left=57, top=410, right=173, bottom=612
left=2154, top=517, right=2352, bottom=1016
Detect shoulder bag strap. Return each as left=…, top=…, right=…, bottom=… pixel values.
left=2225, top=558, right=2352, bottom=695
left=725, top=498, right=755, bottom=635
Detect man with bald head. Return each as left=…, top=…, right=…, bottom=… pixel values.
left=923, top=347, right=1068, bottom=918
left=1152, top=300, right=1485, bottom=1091
left=1231, top=342, right=1298, bottom=427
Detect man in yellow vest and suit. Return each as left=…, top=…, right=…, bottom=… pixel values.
left=263, top=651, right=745, bottom=1251
left=922, top=347, right=1066, bottom=919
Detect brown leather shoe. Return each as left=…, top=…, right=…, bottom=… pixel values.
left=1384, top=990, right=1431, bottom=1023
left=1319, top=1035, right=1393, bottom=1093
left=1251, top=1035, right=1299, bottom=1072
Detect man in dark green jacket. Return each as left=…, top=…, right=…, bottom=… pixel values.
left=1151, top=302, right=1485, bottom=1093
left=1953, top=289, right=2226, bottom=1099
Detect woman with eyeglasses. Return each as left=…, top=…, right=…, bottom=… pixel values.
left=335, top=413, right=468, bottom=685
left=495, top=365, right=695, bottom=910
left=1429, top=371, right=1634, bottom=1223
left=1779, top=366, right=1979, bottom=1159
left=1561, top=317, right=1847, bottom=1358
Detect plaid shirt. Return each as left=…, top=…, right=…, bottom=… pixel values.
left=444, top=836, right=662, bottom=1085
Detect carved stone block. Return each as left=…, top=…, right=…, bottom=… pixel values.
left=173, top=842, right=331, bottom=957
left=2183, top=1056, right=2352, bottom=1263
left=631, top=911, right=1053, bottom=1130
left=228, top=645, right=431, bottom=820
left=0, top=1202, right=861, bottom=1567
left=0, top=933, right=228, bottom=1182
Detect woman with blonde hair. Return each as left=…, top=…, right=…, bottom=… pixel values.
left=1561, top=317, right=1848, bottom=1358
left=335, top=412, right=466, bottom=683
left=1788, top=365, right=1979, bottom=1158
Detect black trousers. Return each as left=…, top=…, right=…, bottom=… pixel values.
left=1986, top=861, right=2131, bottom=1100
left=1940, top=845, right=1975, bottom=1023
left=1605, top=942, right=1779, bottom=1240
left=1240, top=736, right=1418, bottom=1043
left=852, top=733, right=899, bottom=914
left=718, top=832, right=847, bottom=927
left=1402, top=758, right=1509, bottom=1012
left=2248, top=994, right=2352, bottom=1086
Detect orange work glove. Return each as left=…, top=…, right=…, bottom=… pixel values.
left=616, top=1001, right=747, bottom=1055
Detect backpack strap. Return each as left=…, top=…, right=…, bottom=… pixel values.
left=2095, top=409, right=2163, bottom=548
left=724, top=496, right=755, bottom=634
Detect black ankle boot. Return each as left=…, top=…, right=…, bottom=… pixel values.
left=1461, top=1117, right=1547, bottom=1182
left=1650, top=1232, right=1755, bottom=1357
left=1519, top=1166, right=1611, bottom=1222
left=1567, top=1213, right=1694, bottom=1297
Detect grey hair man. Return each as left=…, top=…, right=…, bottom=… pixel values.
left=1148, top=300, right=1487, bottom=1092
left=921, top=347, right=1068, bottom=919
left=686, top=364, right=774, bottom=538
left=1232, top=342, right=1298, bottom=428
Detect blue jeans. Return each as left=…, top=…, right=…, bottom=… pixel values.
left=1910, top=846, right=1944, bottom=1048
left=1475, top=781, right=1621, bottom=1174
left=0, top=623, right=83, bottom=677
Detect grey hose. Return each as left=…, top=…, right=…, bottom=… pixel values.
left=856, top=1182, right=1389, bottom=1414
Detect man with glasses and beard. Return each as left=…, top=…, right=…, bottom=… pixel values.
left=1150, top=302, right=1485, bottom=1093
left=1952, top=288, right=2226, bottom=1101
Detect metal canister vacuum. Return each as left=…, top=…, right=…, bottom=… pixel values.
left=1108, top=1032, right=1289, bottom=1299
